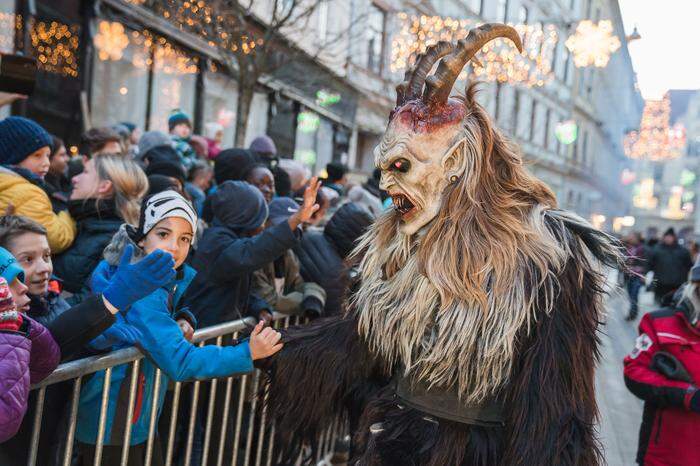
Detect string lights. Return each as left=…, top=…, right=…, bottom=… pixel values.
left=624, top=94, right=686, bottom=161
left=565, top=20, right=620, bottom=68
left=94, top=21, right=129, bottom=61
left=29, top=20, right=80, bottom=77
left=391, top=13, right=558, bottom=87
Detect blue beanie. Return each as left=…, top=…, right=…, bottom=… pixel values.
left=168, top=109, right=191, bottom=131
left=268, top=197, right=299, bottom=226
left=0, top=117, right=52, bottom=165
left=212, top=181, right=268, bottom=232
left=0, top=247, right=25, bottom=285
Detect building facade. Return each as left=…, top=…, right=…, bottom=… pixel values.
left=1, top=0, right=642, bottom=227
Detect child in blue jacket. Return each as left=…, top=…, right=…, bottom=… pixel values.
left=75, top=190, right=282, bottom=466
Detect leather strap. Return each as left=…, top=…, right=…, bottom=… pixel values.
left=394, top=374, right=505, bottom=427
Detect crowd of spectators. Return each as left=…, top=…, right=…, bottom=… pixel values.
left=0, top=108, right=384, bottom=466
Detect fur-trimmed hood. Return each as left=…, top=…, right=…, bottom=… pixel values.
left=103, top=224, right=147, bottom=267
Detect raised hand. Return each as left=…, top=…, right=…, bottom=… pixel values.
left=288, top=177, right=321, bottom=230
left=248, top=320, right=283, bottom=360
left=102, top=244, right=176, bottom=312
left=89, top=322, right=143, bottom=350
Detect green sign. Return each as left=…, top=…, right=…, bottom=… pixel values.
left=555, top=120, right=578, bottom=145
left=297, top=111, right=320, bottom=133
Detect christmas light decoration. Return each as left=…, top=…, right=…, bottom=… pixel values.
left=94, top=21, right=129, bottom=61
left=662, top=186, right=685, bottom=220
left=624, top=94, right=685, bottom=161
left=391, top=13, right=558, bottom=87
left=30, top=20, right=80, bottom=77
left=555, top=120, right=578, bottom=145
left=565, top=20, right=620, bottom=68
left=316, top=89, right=341, bottom=107
left=633, top=178, right=658, bottom=210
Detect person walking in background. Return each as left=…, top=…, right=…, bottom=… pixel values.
left=625, top=232, right=647, bottom=321
left=52, top=154, right=148, bottom=302
left=624, top=260, right=700, bottom=466
left=0, top=116, right=76, bottom=253
left=322, top=162, right=348, bottom=197
left=204, top=122, right=223, bottom=160
left=648, top=228, right=693, bottom=305
left=168, top=109, right=197, bottom=171
left=0, top=277, right=60, bottom=443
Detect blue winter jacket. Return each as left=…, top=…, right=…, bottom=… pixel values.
left=75, top=238, right=254, bottom=445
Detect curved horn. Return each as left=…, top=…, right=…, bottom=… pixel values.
left=423, top=23, right=523, bottom=106
left=395, top=41, right=455, bottom=107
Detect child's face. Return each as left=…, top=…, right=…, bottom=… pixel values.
left=8, top=277, right=30, bottom=312
left=18, top=146, right=51, bottom=179
left=172, top=123, right=191, bottom=139
left=8, top=232, right=52, bottom=296
left=139, top=217, right=193, bottom=269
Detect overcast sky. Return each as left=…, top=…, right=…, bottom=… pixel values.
left=618, top=0, right=700, bottom=99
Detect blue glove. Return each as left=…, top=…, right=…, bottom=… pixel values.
left=89, top=322, right=143, bottom=350
left=102, top=244, right=176, bottom=312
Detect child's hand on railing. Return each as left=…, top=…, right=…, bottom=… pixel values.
left=249, top=320, right=283, bottom=360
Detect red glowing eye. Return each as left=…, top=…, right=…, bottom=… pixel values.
left=391, top=158, right=410, bottom=173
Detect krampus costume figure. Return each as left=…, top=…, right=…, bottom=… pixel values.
left=265, top=23, right=622, bottom=466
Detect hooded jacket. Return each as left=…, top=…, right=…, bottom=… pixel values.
left=0, top=166, right=76, bottom=253
left=75, top=228, right=253, bottom=446
left=53, top=199, right=123, bottom=301
left=624, top=294, right=700, bottom=465
left=294, top=203, right=373, bottom=315
left=0, top=316, right=60, bottom=442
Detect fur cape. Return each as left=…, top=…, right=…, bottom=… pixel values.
left=263, top=209, right=621, bottom=466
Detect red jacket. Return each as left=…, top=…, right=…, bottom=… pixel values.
left=624, top=304, right=700, bottom=466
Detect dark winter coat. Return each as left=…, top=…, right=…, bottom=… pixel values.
left=184, top=220, right=299, bottom=328
left=294, top=203, right=373, bottom=315
left=43, top=172, right=70, bottom=213
left=649, top=242, right=693, bottom=287
left=0, top=316, right=60, bottom=442
left=52, top=199, right=122, bottom=301
left=624, top=301, right=700, bottom=465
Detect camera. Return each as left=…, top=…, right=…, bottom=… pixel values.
left=0, top=53, right=37, bottom=95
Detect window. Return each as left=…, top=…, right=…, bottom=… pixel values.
left=529, top=100, right=537, bottom=141
left=149, top=44, right=197, bottom=132
left=91, top=30, right=149, bottom=130
left=367, top=4, right=386, bottom=74
left=0, top=0, right=15, bottom=54
left=497, top=0, right=509, bottom=22
left=317, top=1, right=328, bottom=41
left=203, top=69, right=238, bottom=147
left=517, top=6, right=529, bottom=24
left=582, top=131, right=589, bottom=165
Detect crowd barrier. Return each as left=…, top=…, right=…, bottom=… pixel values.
left=28, top=314, right=345, bottom=466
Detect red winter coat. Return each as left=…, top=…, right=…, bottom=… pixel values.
left=624, top=303, right=700, bottom=466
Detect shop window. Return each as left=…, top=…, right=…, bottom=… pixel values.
left=294, top=108, right=333, bottom=173
left=149, top=42, right=197, bottom=132
left=244, top=91, right=270, bottom=147
left=203, top=69, right=238, bottom=147
left=497, top=0, right=509, bottom=22
left=367, top=4, right=386, bottom=74
left=91, top=27, right=149, bottom=130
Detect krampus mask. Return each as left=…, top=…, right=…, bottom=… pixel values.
left=377, top=23, right=522, bottom=235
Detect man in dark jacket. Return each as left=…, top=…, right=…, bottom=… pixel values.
left=294, top=202, right=373, bottom=316
left=649, top=228, right=693, bottom=304
left=624, top=262, right=700, bottom=466
left=184, top=178, right=321, bottom=327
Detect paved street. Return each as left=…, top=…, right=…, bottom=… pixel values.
left=597, top=272, right=657, bottom=466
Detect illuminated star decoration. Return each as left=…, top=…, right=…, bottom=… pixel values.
left=565, top=20, right=621, bottom=68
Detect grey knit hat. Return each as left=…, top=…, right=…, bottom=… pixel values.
left=138, top=131, right=173, bottom=158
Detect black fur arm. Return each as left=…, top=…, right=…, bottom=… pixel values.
left=502, top=213, right=610, bottom=466
left=263, top=315, right=383, bottom=459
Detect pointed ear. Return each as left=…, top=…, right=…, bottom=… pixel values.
left=441, top=138, right=467, bottom=182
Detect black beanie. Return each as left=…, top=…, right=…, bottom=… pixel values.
left=214, top=148, right=259, bottom=185
left=326, top=162, right=348, bottom=182
left=664, top=227, right=676, bottom=237
left=146, top=160, right=186, bottom=187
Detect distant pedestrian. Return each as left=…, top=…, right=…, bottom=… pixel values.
left=648, top=228, right=693, bottom=304
left=625, top=232, right=647, bottom=320
left=168, top=109, right=196, bottom=170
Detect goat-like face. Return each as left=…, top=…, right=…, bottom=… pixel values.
left=376, top=98, right=468, bottom=235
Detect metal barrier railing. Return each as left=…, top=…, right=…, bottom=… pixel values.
left=28, top=314, right=345, bottom=466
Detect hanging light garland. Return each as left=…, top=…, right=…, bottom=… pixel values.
left=391, top=13, right=558, bottom=87
left=624, top=94, right=686, bottom=161
left=29, top=19, right=80, bottom=77
left=565, top=20, right=620, bottom=68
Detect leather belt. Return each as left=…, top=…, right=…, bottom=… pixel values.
left=394, top=374, right=505, bottom=427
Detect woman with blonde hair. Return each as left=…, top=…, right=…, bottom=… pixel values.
left=53, top=154, right=148, bottom=302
